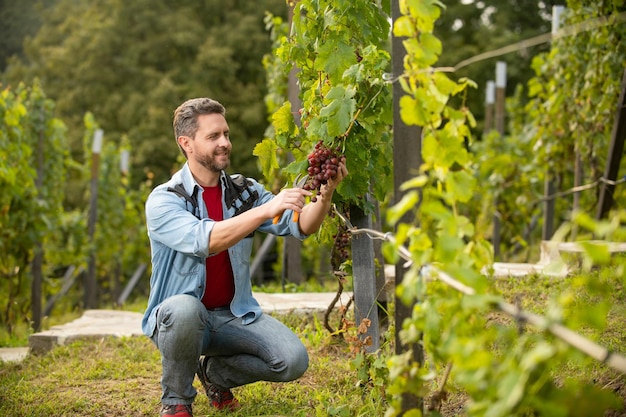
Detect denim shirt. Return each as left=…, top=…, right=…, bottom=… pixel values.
left=142, top=163, right=307, bottom=337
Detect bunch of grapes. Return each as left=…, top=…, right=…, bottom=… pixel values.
left=304, top=140, right=345, bottom=202
left=331, top=224, right=352, bottom=268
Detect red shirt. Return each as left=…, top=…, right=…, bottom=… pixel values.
left=200, top=185, right=235, bottom=309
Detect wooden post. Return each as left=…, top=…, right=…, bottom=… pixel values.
left=85, top=129, right=103, bottom=309
left=392, top=0, right=424, bottom=411
left=493, top=63, right=506, bottom=259
left=494, top=62, right=506, bottom=135
left=31, top=106, right=46, bottom=331
left=44, top=266, right=81, bottom=316
left=552, top=5, right=565, bottom=37
left=484, top=80, right=495, bottom=134
left=282, top=2, right=304, bottom=287
left=572, top=151, right=582, bottom=238
left=543, top=6, right=565, bottom=240
left=372, top=200, right=389, bottom=330
left=350, top=203, right=380, bottom=353
left=542, top=177, right=556, bottom=240
left=117, top=263, right=147, bottom=306
left=596, top=68, right=626, bottom=220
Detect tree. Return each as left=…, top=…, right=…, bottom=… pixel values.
left=0, top=0, right=51, bottom=72
left=2, top=0, right=286, bottom=199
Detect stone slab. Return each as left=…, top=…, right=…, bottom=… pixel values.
left=22, top=291, right=351, bottom=358
left=0, top=347, right=29, bottom=363
left=255, top=291, right=352, bottom=314
left=28, top=309, right=144, bottom=355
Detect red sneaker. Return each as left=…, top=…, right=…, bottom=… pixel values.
left=197, top=356, right=241, bottom=410
left=205, top=382, right=240, bottom=410
left=160, top=403, right=193, bottom=417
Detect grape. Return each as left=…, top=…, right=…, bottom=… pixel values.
left=304, top=140, right=345, bottom=202
left=331, top=223, right=352, bottom=268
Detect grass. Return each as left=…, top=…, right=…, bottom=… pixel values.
left=1, top=270, right=625, bottom=416
left=0, top=310, right=387, bottom=417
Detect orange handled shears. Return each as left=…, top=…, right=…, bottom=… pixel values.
left=272, top=174, right=309, bottom=224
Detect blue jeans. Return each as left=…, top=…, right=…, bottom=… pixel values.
left=151, top=294, right=309, bottom=405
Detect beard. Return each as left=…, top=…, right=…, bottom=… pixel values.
left=196, top=148, right=230, bottom=172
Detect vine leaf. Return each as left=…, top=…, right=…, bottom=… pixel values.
left=315, top=41, right=354, bottom=82
left=252, top=139, right=280, bottom=174
left=320, top=86, right=356, bottom=137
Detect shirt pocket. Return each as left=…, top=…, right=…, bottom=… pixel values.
left=172, top=251, right=203, bottom=276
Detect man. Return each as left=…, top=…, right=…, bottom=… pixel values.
left=142, top=97, right=347, bottom=417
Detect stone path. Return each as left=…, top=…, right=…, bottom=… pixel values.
left=0, top=291, right=352, bottom=363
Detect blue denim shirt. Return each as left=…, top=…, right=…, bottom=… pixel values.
left=142, top=163, right=307, bottom=337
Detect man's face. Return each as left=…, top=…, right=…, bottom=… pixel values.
left=189, top=113, right=232, bottom=172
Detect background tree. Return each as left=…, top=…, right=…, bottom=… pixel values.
left=1, top=0, right=286, bottom=204
left=0, top=0, right=50, bottom=71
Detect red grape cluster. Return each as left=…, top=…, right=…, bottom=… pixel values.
left=304, top=141, right=345, bottom=202
left=332, top=225, right=352, bottom=268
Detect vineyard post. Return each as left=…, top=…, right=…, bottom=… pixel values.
left=596, top=68, right=626, bottom=220
left=493, top=61, right=506, bottom=259
left=484, top=80, right=495, bottom=134
left=542, top=6, right=565, bottom=241
left=350, top=203, right=380, bottom=352
left=392, top=0, right=424, bottom=411
left=85, top=129, right=103, bottom=309
left=494, top=61, right=506, bottom=135
left=31, top=104, right=46, bottom=331
left=281, top=2, right=304, bottom=287
left=112, top=149, right=131, bottom=303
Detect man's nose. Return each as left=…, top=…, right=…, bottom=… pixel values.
left=218, top=134, right=230, bottom=145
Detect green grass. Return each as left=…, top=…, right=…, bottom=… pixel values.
left=1, top=270, right=625, bottom=416
left=0, top=310, right=387, bottom=417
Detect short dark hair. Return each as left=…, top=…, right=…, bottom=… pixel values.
left=173, top=98, right=226, bottom=157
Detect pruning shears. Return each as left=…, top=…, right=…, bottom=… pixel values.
left=272, top=174, right=309, bottom=224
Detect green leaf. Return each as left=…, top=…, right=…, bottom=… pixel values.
left=393, top=15, right=416, bottom=38
left=400, top=175, right=428, bottom=191
left=435, top=234, right=464, bottom=263
left=387, top=190, right=420, bottom=225
left=252, top=139, right=279, bottom=175
left=315, top=40, right=355, bottom=82
left=271, top=102, right=297, bottom=136
left=320, top=86, right=355, bottom=137
left=399, top=95, right=428, bottom=126
left=447, top=170, right=476, bottom=203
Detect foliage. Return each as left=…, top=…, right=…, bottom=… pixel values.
left=433, top=0, right=561, bottom=135
left=0, top=81, right=69, bottom=334
left=0, top=0, right=45, bottom=71
left=0, top=80, right=151, bottom=337
left=80, top=114, right=151, bottom=307
left=383, top=0, right=626, bottom=416
left=257, top=0, right=394, bottom=291
left=1, top=0, right=287, bottom=194
left=472, top=0, right=626, bottom=259
left=256, top=0, right=393, bottom=213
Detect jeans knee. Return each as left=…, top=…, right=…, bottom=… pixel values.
left=158, top=294, right=205, bottom=333
left=279, top=342, right=309, bottom=381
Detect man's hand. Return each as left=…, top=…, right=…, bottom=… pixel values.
left=269, top=187, right=312, bottom=220
left=297, top=158, right=348, bottom=235
left=319, top=158, right=348, bottom=199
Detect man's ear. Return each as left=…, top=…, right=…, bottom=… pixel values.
left=177, top=135, right=192, bottom=154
